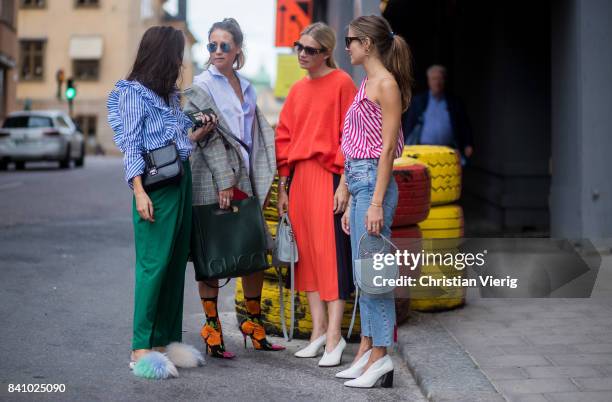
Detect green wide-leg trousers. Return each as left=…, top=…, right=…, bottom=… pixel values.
left=131, top=162, right=192, bottom=350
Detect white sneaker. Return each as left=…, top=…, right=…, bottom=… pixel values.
left=294, top=334, right=326, bottom=358
left=344, top=355, right=394, bottom=388
left=335, top=349, right=372, bottom=379
left=318, top=337, right=346, bottom=367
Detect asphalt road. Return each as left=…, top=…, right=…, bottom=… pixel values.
left=0, top=157, right=425, bottom=402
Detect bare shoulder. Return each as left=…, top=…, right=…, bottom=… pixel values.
left=378, top=76, right=399, bottom=92
left=374, top=76, right=400, bottom=104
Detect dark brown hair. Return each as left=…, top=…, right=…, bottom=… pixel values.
left=349, top=15, right=413, bottom=111
left=208, top=18, right=245, bottom=70
left=127, top=26, right=185, bottom=101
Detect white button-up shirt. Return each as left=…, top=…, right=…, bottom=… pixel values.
left=193, top=65, right=257, bottom=173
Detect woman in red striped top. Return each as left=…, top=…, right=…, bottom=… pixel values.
left=336, top=15, right=413, bottom=389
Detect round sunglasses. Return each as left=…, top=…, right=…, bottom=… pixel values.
left=207, top=42, right=232, bottom=53
left=293, top=41, right=326, bottom=56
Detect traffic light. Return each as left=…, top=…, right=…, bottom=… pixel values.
left=65, top=79, right=76, bottom=101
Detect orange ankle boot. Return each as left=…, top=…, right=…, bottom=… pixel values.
left=200, top=297, right=235, bottom=359
left=239, top=296, right=285, bottom=351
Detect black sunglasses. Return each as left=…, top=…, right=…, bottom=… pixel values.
left=294, top=41, right=326, bottom=56
left=207, top=42, right=232, bottom=53
left=345, top=36, right=362, bottom=48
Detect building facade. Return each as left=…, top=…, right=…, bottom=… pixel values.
left=17, top=0, right=196, bottom=154
left=0, top=0, right=17, bottom=121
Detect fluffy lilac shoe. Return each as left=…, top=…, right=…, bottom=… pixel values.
left=166, top=342, right=205, bottom=368
left=132, top=351, right=178, bottom=380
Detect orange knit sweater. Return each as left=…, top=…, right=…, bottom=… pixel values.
left=276, top=69, right=357, bottom=177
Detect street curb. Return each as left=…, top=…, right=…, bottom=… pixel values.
left=397, top=312, right=505, bottom=402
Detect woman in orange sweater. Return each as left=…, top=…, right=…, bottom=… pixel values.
left=276, top=22, right=357, bottom=367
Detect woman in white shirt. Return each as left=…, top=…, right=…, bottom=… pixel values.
left=188, top=18, right=282, bottom=359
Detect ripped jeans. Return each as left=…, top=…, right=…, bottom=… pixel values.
left=345, top=158, right=398, bottom=347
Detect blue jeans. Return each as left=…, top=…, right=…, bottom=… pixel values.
left=345, top=158, right=398, bottom=347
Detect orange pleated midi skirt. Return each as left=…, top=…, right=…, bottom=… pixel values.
left=288, top=159, right=353, bottom=301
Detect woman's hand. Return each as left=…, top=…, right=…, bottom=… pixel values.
left=365, top=204, right=384, bottom=236
left=218, top=187, right=233, bottom=209
left=277, top=187, right=289, bottom=216
left=135, top=189, right=154, bottom=222
left=333, top=183, right=349, bottom=214
left=189, top=113, right=218, bottom=142
left=341, top=208, right=350, bottom=235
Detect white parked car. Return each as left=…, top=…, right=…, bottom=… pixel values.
left=0, top=110, right=85, bottom=170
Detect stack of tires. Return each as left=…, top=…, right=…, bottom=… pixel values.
left=389, top=157, right=431, bottom=322
left=401, top=145, right=466, bottom=312
left=235, top=176, right=361, bottom=340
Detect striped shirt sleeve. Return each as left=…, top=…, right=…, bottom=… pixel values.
left=116, top=87, right=147, bottom=186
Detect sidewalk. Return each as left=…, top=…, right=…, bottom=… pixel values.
left=397, top=242, right=612, bottom=402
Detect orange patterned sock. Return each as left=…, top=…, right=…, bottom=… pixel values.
left=201, top=297, right=218, bottom=320
left=245, top=296, right=262, bottom=318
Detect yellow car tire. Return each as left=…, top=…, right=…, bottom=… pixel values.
left=402, top=145, right=461, bottom=205
left=410, top=262, right=466, bottom=312
left=418, top=205, right=464, bottom=231
left=411, top=204, right=466, bottom=312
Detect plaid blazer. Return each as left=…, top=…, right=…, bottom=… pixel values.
left=183, top=85, right=276, bottom=208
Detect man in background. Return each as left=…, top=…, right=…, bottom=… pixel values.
left=403, top=65, right=474, bottom=160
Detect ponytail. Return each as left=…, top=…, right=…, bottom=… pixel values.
left=383, top=34, right=413, bottom=112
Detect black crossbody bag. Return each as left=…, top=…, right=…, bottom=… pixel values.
left=142, top=141, right=184, bottom=192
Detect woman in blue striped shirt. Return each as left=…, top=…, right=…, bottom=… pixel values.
left=107, top=26, right=212, bottom=379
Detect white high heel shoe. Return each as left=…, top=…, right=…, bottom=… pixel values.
left=318, top=337, right=346, bottom=367
left=294, top=334, right=326, bottom=358
left=343, top=355, right=394, bottom=388
left=335, top=349, right=372, bottom=379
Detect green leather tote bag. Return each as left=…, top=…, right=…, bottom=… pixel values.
left=191, top=196, right=268, bottom=281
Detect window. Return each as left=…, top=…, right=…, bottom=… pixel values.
left=73, top=59, right=99, bottom=80
left=19, top=40, right=45, bottom=80
left=56, top=116, right=70, bottom=128
left=75, top=0, right=99, bottom=7
left=20, top=0, right=45, bottom=8
left=1, top=0, right=15, bottom=26
left=3, top=115, right=53, bottom=128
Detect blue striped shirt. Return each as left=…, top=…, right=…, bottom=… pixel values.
left=107, top=80, right=193, bottom=187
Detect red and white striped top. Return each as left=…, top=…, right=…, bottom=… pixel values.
left=341, top=78, right=404, bottom=159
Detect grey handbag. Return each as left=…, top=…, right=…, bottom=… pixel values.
left=273, top=213, right=298, bottom=341
left=273, top=213, right=299, bottom=264
left=347, top=232, right=399, bottom=339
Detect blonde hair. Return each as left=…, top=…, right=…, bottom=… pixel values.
left=301, top=22, right=338, bottom=69
left=349, top=15, right=413, bottom=111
